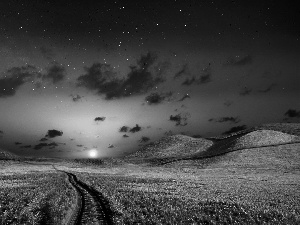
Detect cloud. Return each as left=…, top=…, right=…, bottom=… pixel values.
left=224, top=55, right=252, bottom=66
left=178, top=94, right=190, bottom=102
left=182, top=77, right=196, bottom=85
left=45, top=129, right=63, bottom=138
left=40, top=138, right=48, bottom=142
left=15, top=142, right=22, bottom=145
left=122, top=134, right=129, bottom=138
left=94, top=117, right=106, bottom=122
left=43, top=62, right=65, bottom=84
left=34, top=142, right=58, bottom=150
left=119, top=126, right=129, bottom=132
left=169, top=113, right=190, bottom=126
left=145, top=92, right=172, bottom=105
left=139, top=136, right=150, bottom=143
left=77, top=52, right=165, bottom=100
left=39, top=47, right=55, bottom=60
left=20, top=145, right=32, bottom=149
left=239, top=87, right=252, bottom=96
left=209, top=116, right=240, bottom=124
left=129, top=124, right=142, bottom=133
left=224, top=100, right=233, bottom=107
left=174, top=64, right=189, bottom=79
left=76, top=144, right=83, bottom=147
left=70, top=94, right=82, bottom=102
left=222, top=125, right=247, bottom=135
left=0, top=65, right=39, bottom=97
left=181, top=65, right=211, bottom=85
left=284, top=109, right=300, bottom=118
left=259, top=83, right=276, bottom=93
left=192, top=134, right=202, bottom=138
left=164, top=130, right=173, bottom=136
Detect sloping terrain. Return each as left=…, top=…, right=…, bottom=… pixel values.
left=124, top=135, right=213, bottom=163
left=124, top=123, right=300, bottom=165
left=0, top=149, right=19, bottom=160
left=197, top=129, right=300, bottom=158
left=255, top=123, right=300, bottom=135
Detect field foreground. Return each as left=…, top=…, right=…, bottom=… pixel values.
left=1, top=124, right=300, bottom=224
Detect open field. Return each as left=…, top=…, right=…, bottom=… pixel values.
left=0, top=161, right=76, bottom=224
left=1, top=123, right=300, bottom=224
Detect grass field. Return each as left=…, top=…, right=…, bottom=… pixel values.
left=0, top=161, right=76, bottom=224
left=1, top=123, right=300, bottom=224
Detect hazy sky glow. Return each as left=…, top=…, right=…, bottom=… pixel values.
left=0, top=1, right=299, bottom=158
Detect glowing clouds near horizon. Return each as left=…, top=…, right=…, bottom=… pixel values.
left=88, top=149, right=98, bottom=158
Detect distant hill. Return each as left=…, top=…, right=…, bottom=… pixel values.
left=255, top=123, right=300, bottom=136
left=0, top=149, right=19, bottom=160
left=124, top=123, right=300, bottom=164
left=124, top=135, right=213, bottom=163
left=195, top=129, right=300, bottom=159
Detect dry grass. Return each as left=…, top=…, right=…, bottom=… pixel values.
left=0, top=161, right=76, bottom=224
left=70, top=163, right=300, bottom=224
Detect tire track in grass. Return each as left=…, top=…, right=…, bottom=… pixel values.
left=54, top=166, right=114, bottom=225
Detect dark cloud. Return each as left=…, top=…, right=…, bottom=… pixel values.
left=77, top=63, right=122, bottom=99
left=39, top=47, right=55, bottom=60
left=222, top=125, right=247, bottom=135
left=284, top=109, right=300, bottom=118
left=181, top=65, right=211, bottom=85
left=20, top=145, right=32, bottom=149
left=108, top=144, right=115, bottom=148
left=139, top=136, right=150, bottom=143
left=0, top=130, right=3, bottom=134
left=224, top=55, right=252, bottom=66
left=15, top=142, right=22, bottom=145
left=192, top=134, right=202, bottom=138
left=33, top=143, right=48, bottom=150
left=224, top=100, right=233, bottom=107
left=199, top=73, right=211, bottom=84
left=174, top=64, right=189, bottom=79
left=169, top=113, right=190, bottom=126
left=0, top=65, right=39, bottom=97
left=77, top=144, right=83, bottom=147
left=43, top=62, right=65, bottom=84
left=178, top=94, right=190, bottom=102
left=70, top=94, right=83, bottom=102
left=145, top=92, right=172, bottom=105
left=119, top=126, right=129, bottom=132
left=40, top=138, right=48, bottom=142
left=209, top=116, right=240, bottom=124
left=45, top=129, right=63, bottom=138
left=129, top=124, right=142, bottom=133
left=77, top=52, right=165, bottom=100
left=123, top=134, right=129, bottom=138
left=164, top=130, right=173, bottom=136
left=259, top=83, right=276, bottom=93
left=182, top=77, right=196, bottom=85
left=34, top=142, right=58, bottom=150
left=94, top=117, right=106, bottom=122
left=239, top=87, right=252, bottom=96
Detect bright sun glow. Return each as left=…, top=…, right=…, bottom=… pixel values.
left=88, top=149, right=98, bottom=158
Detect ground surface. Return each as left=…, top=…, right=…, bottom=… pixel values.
left=1, top=123, right=300, bottom=224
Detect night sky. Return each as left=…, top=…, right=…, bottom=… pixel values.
left=0, top=0, right=299, bottom=158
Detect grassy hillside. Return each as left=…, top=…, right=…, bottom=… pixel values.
left=124, top=123, right=300, bottom=165
left=124, top=135, right=213, bottom=163
left=0, top=149, right=19, bottom=160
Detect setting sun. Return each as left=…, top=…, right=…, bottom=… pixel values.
left=88, top=149, right=98, bottom=158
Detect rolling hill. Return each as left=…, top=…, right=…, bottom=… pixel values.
left=0, top=149, right=19, bottom=160
left=124, top=123, right=300, bottom=165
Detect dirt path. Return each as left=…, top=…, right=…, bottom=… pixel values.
left=44, top=165, right=113, bottom=225
left=64, top=172, right=114, bottom=225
